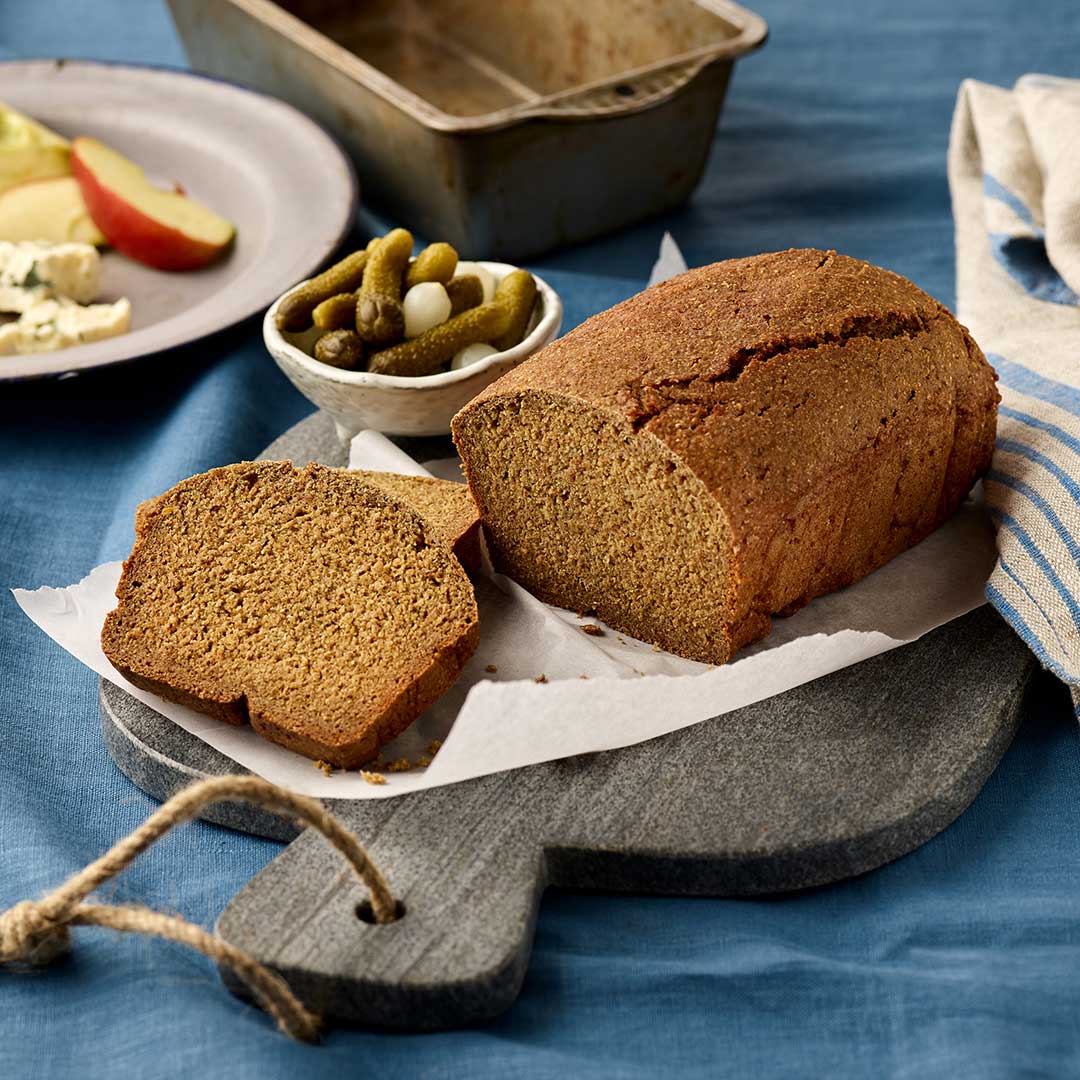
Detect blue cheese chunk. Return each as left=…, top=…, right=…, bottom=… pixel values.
left=0, top=296, right=131, bottom=355
left=0, top=240, right=101, bottom=312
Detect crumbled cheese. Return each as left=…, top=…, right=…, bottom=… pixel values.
left=0, top=296, right=131, bottom=355
left=0, top=240, right=101, bottom=310
left=0, top=240, right=130, bottom=358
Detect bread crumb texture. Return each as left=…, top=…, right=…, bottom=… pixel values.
left=102, top=462, right=479, bottom=768
left=453, top=249, right=998, bottom=665
left=348, top=469, right=481, bottom=573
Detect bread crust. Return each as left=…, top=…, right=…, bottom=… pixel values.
left=453, top=249, right=998, bottom=662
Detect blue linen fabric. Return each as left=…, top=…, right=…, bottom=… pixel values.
left=948, top=76, right=1080, bottom=699
left=2, top=1, right=1080, bottom=1076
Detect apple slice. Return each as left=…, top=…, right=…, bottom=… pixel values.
left=0, top=103, right=70, bottom=193
left=0, top=175, right=106, bottom=245
left=71, top=136, right=235, bottom=271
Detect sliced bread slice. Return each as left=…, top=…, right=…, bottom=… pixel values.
left=348, top=469, right=481, bottom=573
left=104, top=461, right=479, bottom=768
left=135, top=468, right=480, bottom=573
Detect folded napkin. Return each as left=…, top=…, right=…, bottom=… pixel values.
left=950, top=75, right=1080, bottom=711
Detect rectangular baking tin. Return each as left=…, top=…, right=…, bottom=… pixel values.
left=168, top=0, right=767, bottom=259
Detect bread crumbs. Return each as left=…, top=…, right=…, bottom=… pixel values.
left=484, top=664, right=498, bottom=673
left=417, top=755, right=432, bottom=768
left=314, top=759, right=335, bottom=777
left=534, top=673, right=548, bottom=684
left=581, top=624, right=604, bottom=637
left=427, top=739, right=443, bottom=756
left=359, top=770, right=386, bottom=785
left=385, top=757, right=412, bottom=773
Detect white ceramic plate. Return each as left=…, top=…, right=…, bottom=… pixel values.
left=0, top=59, right=358, bottom=380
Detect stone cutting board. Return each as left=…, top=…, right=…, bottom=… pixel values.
left=99, top=411, right=1038, bottom=1029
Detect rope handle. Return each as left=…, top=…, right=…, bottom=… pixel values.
left=0, top=775, right=399, bottom=1042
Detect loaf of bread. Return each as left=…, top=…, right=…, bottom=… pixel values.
left=452, top=249, right=998, bottom=665
left=104, top=462, right=479, bottom=767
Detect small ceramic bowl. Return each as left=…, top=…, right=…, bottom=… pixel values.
left=264, top=262, right=562, bottom=439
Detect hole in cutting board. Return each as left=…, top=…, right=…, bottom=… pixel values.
left=355, top=898, right=407, bottom=924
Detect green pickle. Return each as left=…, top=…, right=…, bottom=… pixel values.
left=314, top=329, right=365, bottom=370
left=367, top=269, right=538, bottom=377
left=312, top=292, right=358, bottom=332
left=445, top=274, right=483, bottom=316
left=491, top=269, right=538, bottom=351
left=368, top=302, right=509, bottom=377
left=405, top=242, right=458, bottom=290
left=275, top=246, right=371, bottom=332
left=285, top=231, right=538, bottom=380
left=356, top=228, right=413, bottom=347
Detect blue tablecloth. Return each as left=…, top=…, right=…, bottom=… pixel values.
left=3, top=2, right=1080, bottom=1076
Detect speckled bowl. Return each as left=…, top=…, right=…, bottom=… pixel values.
left=264, top=262, right=562, bottom=439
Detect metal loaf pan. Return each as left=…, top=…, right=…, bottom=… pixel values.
left=167, top=0, right=767, bottom=259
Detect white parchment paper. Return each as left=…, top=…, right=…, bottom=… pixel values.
left=11, top=235, right=996, bottom=799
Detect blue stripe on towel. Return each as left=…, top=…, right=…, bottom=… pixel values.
left=989, top=234, right=1079, bottom=305
left=999, top=557, right=1069, bottom=654
left=987, top=580, right=1071, bottom=681
left=991, top=354, right=1080, bottom=418
left=983, top=174, right=1040, bottom=230
left=987, top=468, right=1080, bottom=560
left=999, top=404, right=1080, bottom=459
left=994, top=509, right=1080, bottom=622
left=995, top=437, right=1080, bottom=506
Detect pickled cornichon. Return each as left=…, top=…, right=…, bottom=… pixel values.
left=404, top=242, right=458, bottom=290
left=312, top=292, right=358, bottom=332
left=367, top=302, right=510, bottom=377
left=314, top=329, right=365, bottom=370
left=281, top=230, right=540, bottom=380
left=445, top=274, right=483, bottom=316
left=275, top=245, right=372, bottom=332
left=491, top=269, right=538, bottom=351
left=356, top=228, right=413, bottom=346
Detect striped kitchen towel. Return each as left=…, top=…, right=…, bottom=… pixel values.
left=949, top=75, right=1080, bottom=710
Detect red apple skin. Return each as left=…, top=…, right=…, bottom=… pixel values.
left=71, top=144, right=231, bottom=272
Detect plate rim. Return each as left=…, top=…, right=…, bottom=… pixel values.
left=0, top=56, right=360, bottom=382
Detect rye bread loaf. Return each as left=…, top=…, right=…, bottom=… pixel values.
left=135, top=468, right=481, bottom=572
left=452, top=248, right=998, bottom=665
left=104, top=461, right=479, bottom=767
